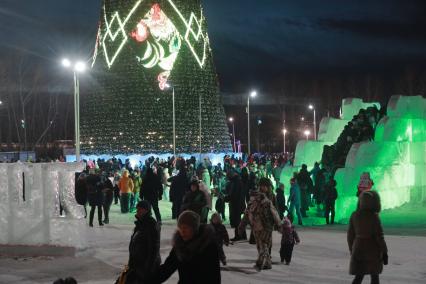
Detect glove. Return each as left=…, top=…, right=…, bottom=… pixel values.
left=383, top=252, right=388, bottom=265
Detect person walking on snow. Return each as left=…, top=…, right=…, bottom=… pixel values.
left=348, top=191, right=388, bottom=284
left=239, top=184, right=282, bottom=271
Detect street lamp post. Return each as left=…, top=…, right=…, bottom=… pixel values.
left=282, top=129, right=287, bottom=153
left=309, top=104, right=317, bottom=140
left=304, top=130, right=311, bottom=141
left=247, top=90, right=257, bottom=155
left=62, top=58, right=86, bottom=162
left=229, top=117, right=236, bottom=153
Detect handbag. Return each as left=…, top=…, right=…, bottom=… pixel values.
left=115, top=265, right=129, bottom=284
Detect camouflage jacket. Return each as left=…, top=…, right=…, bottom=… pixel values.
left=240, top=191, right=281, bottom=232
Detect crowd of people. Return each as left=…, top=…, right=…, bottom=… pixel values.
left=322, top=106, right=384, bottom=174
left=68, top=153, right=387, bottom=283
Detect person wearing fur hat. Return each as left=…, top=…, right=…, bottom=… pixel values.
left=210, top=212, right=230, bottom=266
left=181, top=180, right=208, bottom=222
left=154, top=210, right=221, bottom=283
left=126, top=200, right=161, bottom=284
left=279, top=216, right=300, bottom=265
left=238, top=183, right=282, bottom=271
left=347, top=191, right=388, bottom=284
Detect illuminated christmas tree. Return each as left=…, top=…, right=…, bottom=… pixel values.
left=81, top=0, right=231, bottom=155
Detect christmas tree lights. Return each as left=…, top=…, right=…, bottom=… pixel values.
left=81, top=0, right=231, bottom=155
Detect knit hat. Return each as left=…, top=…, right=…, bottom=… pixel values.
left=282, top=217, right=292, bottom=231
left=136, top=200, right=152, bottom=212
left=178, top=210, right=200, bottom=232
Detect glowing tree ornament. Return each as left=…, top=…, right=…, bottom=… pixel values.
left=82, top=0, right=231, bottom=155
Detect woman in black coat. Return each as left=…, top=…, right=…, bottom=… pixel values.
left=75, top=173, right=88, bottom=218
left=86, top=172, right=104, bottom=227
left=169, top=169, right=189, bottom=219
left=102, top=174, right=114, bottom=224
left=181, top=181, right=207, bottom=218
left=226, top=170, right=246, bottom=241
left=154, top=210, right=220, bottom=284
left=140, top=168, right=163, bottom=223
left=127, top=201, right=161, bottom=283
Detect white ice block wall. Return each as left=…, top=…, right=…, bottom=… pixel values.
left=341, top=98, right=380, bottom=120
left=0, top=162, right=87, bottom=249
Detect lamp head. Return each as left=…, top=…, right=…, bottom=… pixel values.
left=250, top=91, right=257, bottom=98
left=229, top=117, right=234, bottom=122
left=74, top=61, right=86, bottom=73
left=62, top=58, right=71, bottom=68
left=309, top=104, right=314, bottom=110
left=304, top=130, right=311, bottom=136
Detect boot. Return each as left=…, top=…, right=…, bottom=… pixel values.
left=231, top=228, right=240, bottom=242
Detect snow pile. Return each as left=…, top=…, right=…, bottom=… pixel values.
left=0, top=162, right=87, bottom=249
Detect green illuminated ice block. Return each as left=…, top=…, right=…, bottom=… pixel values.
left=280, top=96, right=426, bottom=224
left=335, top=95, right=426, bottom=223
left=280, top=98, right=380, bottom=195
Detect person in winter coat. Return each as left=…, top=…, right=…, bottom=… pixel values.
left=297, top=164, right=313, bottom=217
left=239, top=187, right=282, bottom=271
left=113, top=171, right=121, bottom=205
left=210, top=212, right=230, bottom=266
left=127, top=200, right=161, bottom=284
left=101, top=173, right=114, bottom=224
left=226, top=169, right=247, bottom=241
left=241, top=167, right=250, bottom=204
left=161, top=167, right=170, bottom=201
left=75, top=172, right=88, bottom=218
left=86, top=171, right=104, bottom=227
left=214, top=171, right=227, bottom=220
left=279, top=216, right=300, bottom=265
left=140, top=168, right=163, bottom=223
left=313, top=169, right=326, bottom=210
left=181, top=180, right=208, bottom=220
left=118, top=170, right=134, bottom=213
left=276, top=183, right=287, bottom=220
left=288, top=177, right=303, bottom=225
left=130, top=170, right=142, bottom=213
left=154, top=210, right=221, bottom=284
left=169, top=168, right=189, bottom=219
left=201, top=167, right=211, bottom=189
left=347, top=191, right=388, bottom=284
left=324, top=178, right=338, bottom=224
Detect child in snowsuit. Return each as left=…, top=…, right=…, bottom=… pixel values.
left=280, top=216, right=300, bottom=265
left=210, top=212, right=230, bottom=265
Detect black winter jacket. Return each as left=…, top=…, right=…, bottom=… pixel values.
left=128, top=214, right=161, bottom=282
left=155, top=224, right=221, bottom=284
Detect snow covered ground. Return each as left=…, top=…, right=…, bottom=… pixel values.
left=1, top=202, right=426, bottom=284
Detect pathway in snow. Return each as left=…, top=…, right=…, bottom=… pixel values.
left=1, top=203, right=425, bottom=283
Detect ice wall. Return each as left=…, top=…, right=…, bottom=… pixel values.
left=335, top=95, right=426, bottom=222
left=341, top=98, right=380, bottom=120
left=67, top=152, right=239, bottom=168
left=0, top=162, right=87, bottom=249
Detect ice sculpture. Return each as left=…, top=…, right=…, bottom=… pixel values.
left=280, top=98, right=380, bottom=192
left=280, top=96, right=426, bottom=223
left=0, top=162, right=87, bottom=249
left=334, top=95, right=426, bottom=222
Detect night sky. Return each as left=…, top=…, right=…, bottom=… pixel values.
left=1, top=0, right=426, bottom=95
